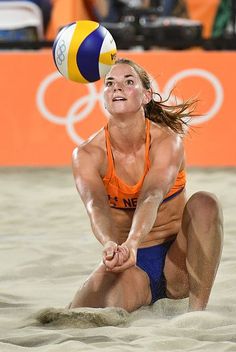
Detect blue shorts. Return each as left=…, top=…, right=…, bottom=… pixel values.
left=136, top=241, right=173, bottom=304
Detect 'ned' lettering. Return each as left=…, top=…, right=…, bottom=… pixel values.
left=123, top=198, right=138, bottom=208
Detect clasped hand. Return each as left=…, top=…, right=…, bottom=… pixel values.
left=103, top=241, right=136, bottom=273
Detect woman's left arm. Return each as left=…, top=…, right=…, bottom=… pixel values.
left=109, top=132, right=184, bottom=272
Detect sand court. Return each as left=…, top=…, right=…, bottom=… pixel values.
left=0, top=167, right=235, bottom=351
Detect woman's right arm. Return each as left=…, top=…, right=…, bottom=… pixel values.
left=72, top=146, right=119, bottom=266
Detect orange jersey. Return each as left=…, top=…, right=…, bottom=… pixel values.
left=103, top=119, right=186, bottom=209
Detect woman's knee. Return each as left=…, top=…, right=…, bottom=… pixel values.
left=185, top=191, right=223, bottom=223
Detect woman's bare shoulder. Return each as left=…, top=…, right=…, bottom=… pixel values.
left=148, top=120, right=185, bottom=165
left=149, top=119, right=181, bottom=143
left=72, top=127, right=106, bottom=165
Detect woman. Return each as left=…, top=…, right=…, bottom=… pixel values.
left=69, top=58, right=223, bottom=312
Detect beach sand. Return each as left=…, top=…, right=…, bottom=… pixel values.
left=0, top=167, right=235, bottom=352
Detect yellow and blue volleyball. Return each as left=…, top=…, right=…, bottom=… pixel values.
left=52, top=20, right=117, bottom=83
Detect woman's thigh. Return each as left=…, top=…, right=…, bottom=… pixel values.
left=163, top=190, right=223, bottom=299
left=163, top=228, right=189, bottom=299
left=70, top=263, right=152, bottom=312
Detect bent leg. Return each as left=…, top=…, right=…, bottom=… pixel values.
left=69, top=263, right=152, bottom=312
left=164, top=191, right=224, bottom=311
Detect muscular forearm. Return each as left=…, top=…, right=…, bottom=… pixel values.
left=88, top=205, right=118, bottom=245
left=126, top=194, right=163, bottom=248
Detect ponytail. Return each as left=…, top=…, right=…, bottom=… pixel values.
left=144, top=92, right=198, bottom=135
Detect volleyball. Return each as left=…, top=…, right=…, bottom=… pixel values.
left=52, top=20, right=117, bottom=83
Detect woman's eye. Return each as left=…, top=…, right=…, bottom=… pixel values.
left=105, top=81, right=113, bottom=87
left=126, top=79, right=134, bottom=85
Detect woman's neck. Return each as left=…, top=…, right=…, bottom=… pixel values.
left=108, top=114, right=147, bottom=153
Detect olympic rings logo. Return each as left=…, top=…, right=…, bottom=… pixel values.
left=56, top=40, right=66, bottom=65
left=36, top=68, right=224, bottom=146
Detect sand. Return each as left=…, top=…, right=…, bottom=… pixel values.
left=0, top=167, right=235, bottom=352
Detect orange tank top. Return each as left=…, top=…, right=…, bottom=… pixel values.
left=103, top=119, right=186, bottom=209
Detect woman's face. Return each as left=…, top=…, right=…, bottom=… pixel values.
left=104, top=63, right=149, bottom=116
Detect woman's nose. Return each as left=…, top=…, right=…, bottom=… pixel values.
left=113, top=82, right=122, bottom=91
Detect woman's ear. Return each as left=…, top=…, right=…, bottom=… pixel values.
left=143, top=89, right=152, bottom=105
